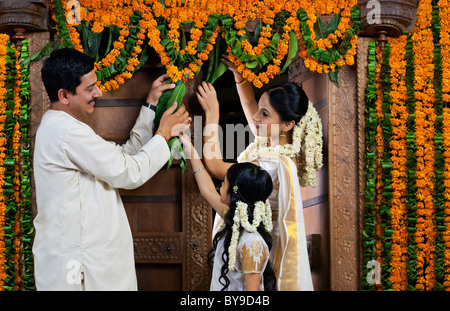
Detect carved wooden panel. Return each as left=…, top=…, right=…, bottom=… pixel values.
left=328, top=50, right=363, bottom=291
left=182, top=160, right=213, bottom=291
left=134, top=234, right=183, bottom=262
left=28, top=31, right=51, bottom=218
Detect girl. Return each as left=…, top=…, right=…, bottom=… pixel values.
left=180, top=135, right=277, bottom=291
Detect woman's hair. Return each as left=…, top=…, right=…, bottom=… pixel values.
left=208, top=162, right=277, bottom=291
left=265, top=82, right=309, bottom=124
left=41, top=48, right=95, bottom=103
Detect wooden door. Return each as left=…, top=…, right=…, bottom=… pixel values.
left=85, top=57, right=213, bottom=291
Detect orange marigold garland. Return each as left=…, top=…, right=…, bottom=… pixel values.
left=0, top=33, right=8, bottom=291
left=439, top=0, right=450, bottom=291
left=50, top=0, right=360, bottom=90
left=412, top=0, right=437, bottom=291
left=11, top=49, right=22, bottom=291
left=443, top=108, right=450, bottom=290
left=387, top=35, right=409, bottom=291
left=374, top=42, right=385, bottom=291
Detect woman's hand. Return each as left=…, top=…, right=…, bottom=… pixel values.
left=179, top=132, right=195, bottom=159
left=221, top=54, right=244, bottom=83
left=196, top=82, right=220, bottom=123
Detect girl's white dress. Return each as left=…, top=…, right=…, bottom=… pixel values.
left=210, top=230, right=269, bottom=291
left=212, top=151, right=314, bottom=291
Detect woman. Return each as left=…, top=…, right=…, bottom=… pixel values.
left=196, top=56, right=322, bottom=291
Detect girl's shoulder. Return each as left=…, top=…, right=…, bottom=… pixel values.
left=238, top=231, right=269, bottom=253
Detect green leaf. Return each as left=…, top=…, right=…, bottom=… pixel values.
left=103, top=25, right=120, bottom=59
left=79, top=21, right=102, bottom=61
left=133, top=44, right=150, bottom=73
left=165, top=80, right=186, bottom=110
left=20, top=40, right=56, bottom=68
left=254, top=19, right=263, bottom=43
left=327, top=13, right=340, bottom=34
left=206, top=35, right=228, bottom=84
left=280, top=31, right=298, bottom=74
left=245, top=59, right=259, bottom=69
left=271, top=32, right=280, bottom=47
left=314, top=16, right=328, bottom=40
left=328, top=68, right=339, bottom=87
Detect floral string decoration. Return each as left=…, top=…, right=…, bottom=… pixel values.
left=362, top=0, right=450, bottom=291
left=0, top=33, right=8, bottom=291
left=362, top=40, right=377, bottom=290
left=440, top=0, right=450, bottom=291
left=228, top=200, right=272, bottom=271
left=237, top=101, right=323, bottom=187
left=17, top=38, right=34, bottom=290
left=387, top=35, right=408, bottom=291
left=411, top=0, right=436, bottom=291
left=48, top=0, right=361, bottom=92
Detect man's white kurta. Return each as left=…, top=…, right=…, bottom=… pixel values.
left=32, top=107, right=170, bottom=290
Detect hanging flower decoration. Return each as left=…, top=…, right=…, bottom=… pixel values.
left=49, top=0, right=360, bottom=91
left=363, top=0, right=450, bottom=291
left=0, top=33, right=8, bottom=291
left=0, top=35, right=33, bottom=291
left=439, top=0, right=450, bottom=292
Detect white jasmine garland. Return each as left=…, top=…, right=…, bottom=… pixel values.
left=237, top=101, right=323, bottom=187
left=227, top=200, right=272, bottom=271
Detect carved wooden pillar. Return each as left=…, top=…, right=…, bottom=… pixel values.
left=0, top=0, right=49, bottom=35
left=358, top=0, right=419, bottom=38
left=327, top=62, right=360, bottom=290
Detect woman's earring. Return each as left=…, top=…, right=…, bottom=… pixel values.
left=280, top=130, right=286, bottom=137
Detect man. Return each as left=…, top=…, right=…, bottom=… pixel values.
left=32, top=48, right=190, bottom=290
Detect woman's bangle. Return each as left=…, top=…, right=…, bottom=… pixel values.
left=204, top=138, right=220, bottom=144
left=193, top=167, right=204, bottom=175
left=235, top=78, right=247, bottom=85
left=155, top=129, right=169, bottom=142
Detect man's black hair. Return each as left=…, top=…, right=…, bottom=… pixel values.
left=41, top=48, right=94, bottom=103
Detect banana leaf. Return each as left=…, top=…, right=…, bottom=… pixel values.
left=154, top=80, right=187, bottom=172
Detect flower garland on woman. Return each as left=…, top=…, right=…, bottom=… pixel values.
left=236, top=101, right=323, bottom=187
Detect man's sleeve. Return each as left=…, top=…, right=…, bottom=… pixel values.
left=63, top=122, right=170, bottom=189
left=121, top=106, right=156, bottom=155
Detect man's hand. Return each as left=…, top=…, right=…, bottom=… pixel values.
left=157, top=102, right=191, bottom=141
left=146, top=74, right=175, bottom=105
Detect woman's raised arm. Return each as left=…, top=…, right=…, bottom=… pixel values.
left=196, top=82, right=232, bottom=180
left=221, top=55, right=258, bottom=135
